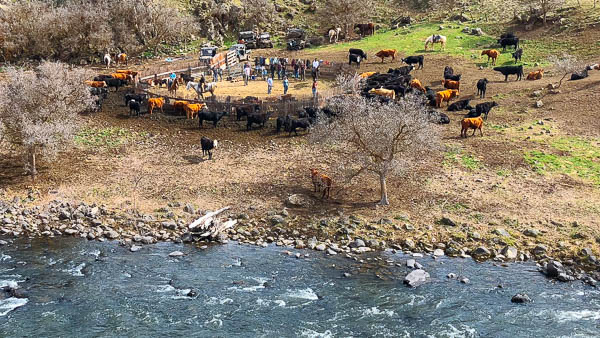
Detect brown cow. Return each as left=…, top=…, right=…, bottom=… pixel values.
left=148, top=97, right=165, bottom=115
left=116, top=53, right=127, bottom=66
left=435, top=89, right=459, bottom=108
left=310, top=168, right=333, bottom=199
left=526, top=69, right=544, bottom=80
left=441, top=79, right=460, bottom=91
left=409, top=79, right=426, bottom=92
left=375, top=49, right=397, bottom=63
left=481, top=49, right=500, bottom=65
left=184, top=103, right=205, bottom=119
left=85, top=81, right=107, bottom=88
left=461, top=117, right=484, bottom=138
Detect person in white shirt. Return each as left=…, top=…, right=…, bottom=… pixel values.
left=267, top=77, right=273, bottom=94
left=244, top=65, right=251, bottom=86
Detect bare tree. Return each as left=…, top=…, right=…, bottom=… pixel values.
left=0, top=62, right=94, bottom=177
left=309, top=93, right=440, bottom=206
left=519, top=0, right=566, bottom=25
left=316, top=0, right=374, bottom=39
left=548, top=53, right=582, bottom=88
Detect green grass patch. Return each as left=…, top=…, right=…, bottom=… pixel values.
left=524, top=137, right=600, bottom=185
left=75, top=127, right=148, bottom=148
left=306, top=23, right=556, bottom=66
left=444, top=149, right=483, bottom=170
left=460, top=154, right=482, bottom=170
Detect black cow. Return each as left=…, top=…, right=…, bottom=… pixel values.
left=349, top=48, right=368, bottom=60
left=500, top=33, right=516, bottom=40
left=198, top=111, right=228, bottom=128
left=474, top=101, right=498, bottom=120
left=401, top=55, right=424, bottom=69
left=477, top=78, right=489, bottom=98
left=94, top=75, right=113, bottom=82
left=570, top=69, right=589, bottom=81
left=124, top=93, right=146, bottom=106
left=235, top=104, right=260, bottom=121
left=105, top=78, right=126, bottom=91
left=427, top=109, right=450, bottom=124
left=200, top=136, right=218, bottom=160
left=447, top=99, right=472, bottom=111
left=443, top=66, right=461, bottom=81
left=287, top=118, right=311, bottom=136
left=388, top=65, right=414, bottom=76
left=349, top=54, right=363, bottom=67
left=512, top=48, right=523, bottom=63
left=276, top=115, right=291, bottom=133
left=424, top=87, right=436, bottom=106
left=493, top=66, right=523, bottom=81
left=181, top=74, right=194, bottom=84
left=498, top=37, right=519, bottom=51
left=128, top=100, right=141, bottom=116
left=89, top=87, right=108, bottom=99
left=247, top=113, right=270, bottom=130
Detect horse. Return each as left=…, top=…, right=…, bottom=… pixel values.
left=202, top=82, right=217, bottom=99
left=424, top=35, right=446, bottom=51
left=103, top=53, right=111, bottom=68
left=168, top=78, right=180, bottom=97
left=328, top=27, right=341, bottom=43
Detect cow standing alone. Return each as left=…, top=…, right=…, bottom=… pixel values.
left=200, top=136, right=218, bottom=160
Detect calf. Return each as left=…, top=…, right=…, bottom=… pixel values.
left=527, top=69, right=544, bottom=80
left=198, top=111, right=228, bottom=128
left=481, top=49, right=500, bottom=65
left=441, top=79, right=460, bottom=90
left=447, top=99, right=471, bottom=112
left=477, top=78, right=489, bottom=98
left=368, top=88, right=395, bottom=100
left=474, top=101, right=498, bottom=120
left=493, top=65, right=523, bottom=81
left=349, top=53, right=363, bottom=67
left=310, top=168, right=332, bottom=199
left=360, top=71, right=377, bottom=78
left=435, top=89, right=459, bottom=108
left=287, top=118, right=311, bottom=136
left=443, top=66, right=460, bottom=81
left=200, top=136, right=218, bottom=160
left=89, top=87, right=108, bottom=99
left=461, top=117, right=484, bottom=138
left=409, top=79, right=426, bottom=92
left=375, top=49, right=397, bottom=63
left=349, top=48, right=368, bottom=60
left=402, top=55, right=424, bottom=70
left=128, top=100, right=141, bottom=116
left=512, top=48, right=523, bottom=63
left=247, top=113, right=270, bottom=130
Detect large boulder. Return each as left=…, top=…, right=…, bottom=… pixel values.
left=511, top=293, right=532, bottom=303
left=404, top=269, right=430, bottom=287
left=544, top=260, right=564, bottom=278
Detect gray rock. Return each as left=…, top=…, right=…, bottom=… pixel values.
left=270, top=215, right=285, bottom=226
left=315, top=243, right=327, bottom=251
left=295, top=240, right=305, bottom=249
left=523, top=229, right=540, bottom=237
left=472, top=246, right=491, bottom=258
left=326, top=248, right=337, bottom=255
left=460, top=277, right=470, bottom=284
left=493, top=228, right=511, bottom=237
left=105, top=230, right=119, bottom=239
left=406, top=259, right=416, bottom=268
left=307, top=237, right=317, bottom=250
left=545, top=260, right=564, bottom=278
left=366, top=239, right=379, bottom=248
left=404, top=269, right=430, bottom=287
left=404, top=239, right=416, bottom=250
left=557, top=273, right=575, bottom=282
left=169, top=251, right=184, bottom=257
left=531, top=90, right=543, bottom=97
left=415, top=262, right=424, bottom=269
left=183, top=204, right=195, bottom=214
left=581, top=247, right=594, bottom=257
left=130, top=245, right=142, bottom=252
left=286, top=194, right=313, bottom=208
left=535, top=100, right=544, bottom=108
left=511, top=293, right=532, bottom=303
left=532, top=245, right=548, bottom=255
left=0, top=240, right=7, bottom=246
left=162, top=221, right=177, bottom=230
left=439, top=217, right=457, bottom=227
left=433, top=249, right=445, bottom=257
left=343, top=272, right=351, bottom=278
left=502, top=246, right=518, bottom=259
left=141, top=236, right=154, bottom=245
left=350, top=238, right=366, bottom=248
left=447, top=273, right=457, bottom=279
left=470, top=232, right=482, bottom=240
left=64, top=229, right=78, bottom=236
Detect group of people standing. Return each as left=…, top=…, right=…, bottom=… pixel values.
left=245, top=57, right=322, bottom=99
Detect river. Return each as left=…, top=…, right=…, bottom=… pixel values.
left=1, top=237, right=599, bottom=337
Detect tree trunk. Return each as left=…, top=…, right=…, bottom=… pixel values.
left=377, top=174, right=389, bottom=206
left=558, top=73, right=568, bottom=88
left=29, top=146, right=37, bottom=177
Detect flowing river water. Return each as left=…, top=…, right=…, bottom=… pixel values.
left=1, top=237, right=599, bottom=337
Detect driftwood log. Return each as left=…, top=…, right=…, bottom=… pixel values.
left=184, top=206, right=237, bottom=242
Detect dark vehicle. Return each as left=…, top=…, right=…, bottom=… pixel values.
left=286, top=28, right=306, bottom=51
left=239, top=31, right=257, bottom=49
left=257, top=33, right=274, bottom=49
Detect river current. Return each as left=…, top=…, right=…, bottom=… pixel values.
left=1, top=237, right=599, bottom=337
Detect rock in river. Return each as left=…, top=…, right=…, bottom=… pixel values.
left=169, top=251, right=184, bottom=257
left=404, top=269, right=430, bottom=287
left=511, top=293, right=532, bottom=303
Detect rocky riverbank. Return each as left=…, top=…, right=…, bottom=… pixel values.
left=0, top=196, right=598, bottom=287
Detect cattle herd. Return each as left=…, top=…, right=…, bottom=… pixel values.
left=82, top=29, right=600, bottom=164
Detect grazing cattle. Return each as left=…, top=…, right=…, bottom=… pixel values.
left=527, top=69, right=544, bottom=80
left=425, top=34, right=446, bottom=51
left=276, top=115, right=291, bottom=133
left=443, top=66, right=461, bottom=81
left=435, top=89, right=459, bottom=108
left=500, top=33, right=516, bottom=40
left=198, top=111, right=227, bottom=128
left=354, top=23, right=375, bottom=37
left=477, top=78, right=489, bottom=98
left=105, top=78, right=125, bottom=91
left=493, top=65, right=523, bottom=81
left=235, top=104, right=260, bottom=121
left=461, top=117, right=484, bottom=138
left=147, top=97, right=165, bottom=115
left=512, top=48, right=523, bottom=63
left=482, top=49, right=500, bottom=65
left=116, top=53, right=127, bottom=65
left=111, top=73, right=130, bottom=82
left=570, top=69, right=589, bottom=80
left=473, top=101, right=498, bottom=120
left=172, top=100, right=188, bottom=115
left=200, top=136, right=218, bottom=160
left=116, top=69, right=138, bottom=77
left=349, top=48, right=368, bottom=60
left=124, top=93, right=145, bottom=106
left=287, top=118, right=311, bottom=136
left=349, top=53, right=363, bottom=67
left=247, top=113, right=270, bottom=130
left=94, top=75, right=113, bottom=82
left=310, top=168, right=332, bottom=199
left=441, top=79, right=460, bottom=90
left=128, top=100, right=141, bottom=116
left=389, top=65, right=414, bottom=76
left=368, top=88, right=396, bottom=100
left=360, top=71, right=377, bottom=78
left=402, top=55, right=424, bottom=70
left=447, top=99, right=472, bottom=112
left=424, top=87, right=437, bottom=106
left=85, top=81, right=107, bottom=88
left=184, top=103, right=206, bottom=120
left=409, top=79, right=426, bottom=92
left=498, top=37, right=519, bottom=50
left=375, top=49, right=397, bottom=63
